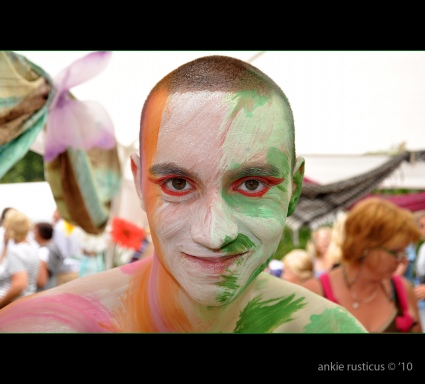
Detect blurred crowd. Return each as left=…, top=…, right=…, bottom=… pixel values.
left=266, top=197, right=425, bottom=333
left=0, top=206, right=152, bottom=309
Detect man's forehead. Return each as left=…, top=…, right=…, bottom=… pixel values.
left=141, top=89, right=294, bottom=169
left=161, top=89, right=281, bottom=109
left=156, top=90, right=288, bottom=131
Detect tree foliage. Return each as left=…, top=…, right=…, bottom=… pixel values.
left=275, top=226, right=311, bottom=260
left=0, top=151, right=45, bottom=184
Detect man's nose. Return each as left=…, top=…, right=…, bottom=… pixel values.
left=190, top=191, right=238, bottom=250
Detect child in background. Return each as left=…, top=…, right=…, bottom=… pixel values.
left=33, top=222, right=64, bottom=291
left=281, top=249, right=314, bottom=285
left=306, top=226, right=332, bottom=278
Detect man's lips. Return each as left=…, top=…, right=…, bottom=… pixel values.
left=182, top=252, right=248, bottom=261
left=182, top=251, right=249, bottom=273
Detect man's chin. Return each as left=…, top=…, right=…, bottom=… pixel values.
left=182, top=282, right=240, bottom=307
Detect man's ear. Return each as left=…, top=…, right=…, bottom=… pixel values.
left=130, top=153, right=145, bottom=211
left=287, top=156, right=305, bottom=217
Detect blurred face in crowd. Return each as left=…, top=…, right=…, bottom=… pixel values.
left=132, top=89, right=304, bottom=306
left=368, top=230, right=413, bottom=278
left=314, top=227, right=331, bottom=256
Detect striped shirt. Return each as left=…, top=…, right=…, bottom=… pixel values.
left=3, top=242, right=40, bottom=299
left=0, top=253, right=25, bottom=299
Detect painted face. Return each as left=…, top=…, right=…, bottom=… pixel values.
left=139, top=90, right=299, bottom=306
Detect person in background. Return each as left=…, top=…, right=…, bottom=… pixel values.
left=281, top=249, right=314, bottom=285
left=0, top=208, right=17, bottom=256
left=306, top=226, right=332, bottom=277
left=0, top=55, right=367, bottom=333
left=303, top=197, right=422, bottom=333
left=51, top=209, right=84, bottom=285
left=394, top=243, right=416, bottom=284
left=0, top=208, right=15, bottom=230
left=33, top=222, right=64, bottom=291
left=412, top=210, right=425, bottom=330
left=324, top=211, right=347, bottom=270
left=413, top=210, right=425, bottom=282
left=0, top=210, right=40, bottom=308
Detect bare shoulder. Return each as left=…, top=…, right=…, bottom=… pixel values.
left=255, top=273, right=367, bottom=333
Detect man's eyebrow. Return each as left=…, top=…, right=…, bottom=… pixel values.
left=149, top=162, right=283, bottom=181
left=149, top=163, right=194, bottom=178
left=224, top=164, right=282, bottom=180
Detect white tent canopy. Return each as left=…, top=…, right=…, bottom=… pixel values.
left=303, top=154, right=425, bottom=189
left=5, top=51, right=425, bottom=226
left=15, top=50, right=425, bottom=155
left=0, top=182, right=56, bottom=223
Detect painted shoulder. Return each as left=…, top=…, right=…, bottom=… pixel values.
left=248, top=273, right=367, bottom=333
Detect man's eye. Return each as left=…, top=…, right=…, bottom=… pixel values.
left=239, top=179, right=261, bottom=192
left=169, top=178, right=187, bottom=190
left=161, top=178, right=193, bottom=195
left=233, top=178, right=270, bottom=197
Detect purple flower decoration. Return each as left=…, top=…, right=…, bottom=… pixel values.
left=44, top=51, right=116, bottom=162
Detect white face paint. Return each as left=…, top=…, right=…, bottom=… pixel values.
left=144, top=90, right=296, bottom=306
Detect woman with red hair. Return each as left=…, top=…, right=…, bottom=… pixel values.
left=303, top=197, right=422, bottom=333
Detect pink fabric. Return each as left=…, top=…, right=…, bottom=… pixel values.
left=392, top=274, right=415, bottom=332
left=44, top=51, right=115, bottom=162
left=319, top=273, right=339, bottom=304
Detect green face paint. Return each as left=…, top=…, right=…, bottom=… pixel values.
left=205, top=92, right=297, bottom=305
left=230, top=90, right=270, bottom=119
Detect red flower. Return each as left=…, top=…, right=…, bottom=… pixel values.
left=110, top=217, right=145, bottom=251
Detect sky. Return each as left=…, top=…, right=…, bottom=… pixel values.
left=14, top=50, right=425, bottom=156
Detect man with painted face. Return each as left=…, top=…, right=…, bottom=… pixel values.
left=0, top=55, right=366, bottom=333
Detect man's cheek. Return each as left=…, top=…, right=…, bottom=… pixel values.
left=153, top=205, right=186, bottom=240
left=248, top=217, right=285, bottom=248
left=226, top=195, right=288, bottom=228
